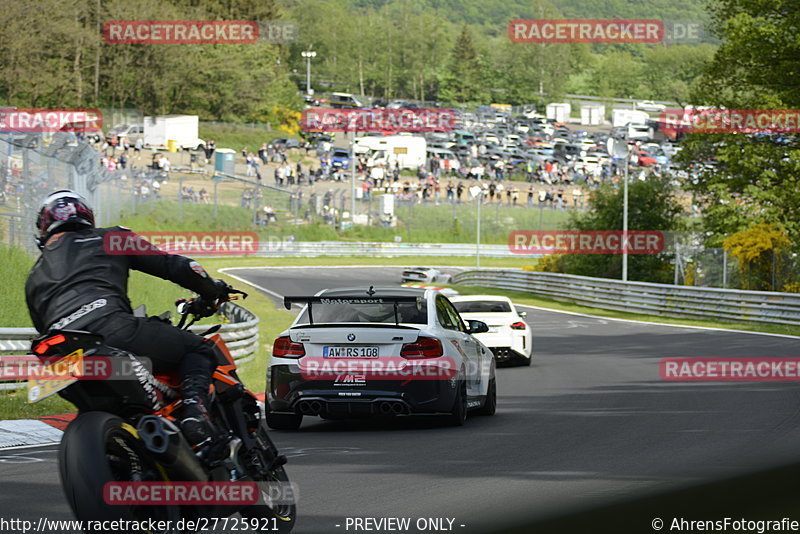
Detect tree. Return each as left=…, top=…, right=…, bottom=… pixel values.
left=640, top=44, right=715, bottom=103
left=540, top=178, right=685, bottom=283
left=439, top=25, right=488, bottom=104
left=723, top=223, right=790, bottom=290
left=676, top=0, right=800, bottom=254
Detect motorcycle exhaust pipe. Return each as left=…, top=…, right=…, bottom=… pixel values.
left=137, top=415, right=208, bottom=482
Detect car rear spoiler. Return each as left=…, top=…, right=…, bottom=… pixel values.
left=283, top=295, right=421, bottom=325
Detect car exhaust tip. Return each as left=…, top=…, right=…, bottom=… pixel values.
left=296, top=401, right=312, bottom=414
left=391, top=402, right=406, bottom=414
left=309, top=401, right=323, bottom=414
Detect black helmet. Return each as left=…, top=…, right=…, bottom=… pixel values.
left=35, top=190, right=95, bottom=248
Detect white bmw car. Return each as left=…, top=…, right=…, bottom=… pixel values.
left=400, top=267, right=452, bottom=284
left=265, top=287, right=497, bottom=430
left=450, top=295, right=533, bottom=366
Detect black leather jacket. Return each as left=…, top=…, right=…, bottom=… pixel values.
left=25, top=226, right=224, bottom=333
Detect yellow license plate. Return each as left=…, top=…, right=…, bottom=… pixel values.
left=27, top=348, right=85, bottom=403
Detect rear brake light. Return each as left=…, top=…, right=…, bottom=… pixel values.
left=34, top=334, right=66, bottom=354
left=510, top=322, right=527, bottom=330
left=401, top=337, right=443, bottom=359
left=272, top=336, right=305, bottom=358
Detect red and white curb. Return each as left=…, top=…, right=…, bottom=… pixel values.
left=0, top=416, right=70, bottom=449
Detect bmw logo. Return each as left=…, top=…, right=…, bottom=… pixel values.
left=347, top=333, right=356, bottom=341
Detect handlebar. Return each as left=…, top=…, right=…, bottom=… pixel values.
left=175, top=281, right=248, bottom=329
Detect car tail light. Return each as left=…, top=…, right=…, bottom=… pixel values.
left=510, top=322, right=527, bottom=330
left=272, top=336, right=305, bottom=358
left=401, top=337, right=443, bottom=359
left=33, top=334, right=66, bottom=354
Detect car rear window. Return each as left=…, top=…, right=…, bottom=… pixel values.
left=296, top=300, right=428, bottom=325
left=452, top=301, right=512, bottom=313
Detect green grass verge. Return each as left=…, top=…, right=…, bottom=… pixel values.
left=448, top=284, right=800, bottom=338
left=118, top=198, right=570, bottom=244
left=199, top=123, right=290, bottom=154
left=0, top=246, right=35, bottom=327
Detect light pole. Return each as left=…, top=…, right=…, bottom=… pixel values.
left=608, top=138, right=631, bottom=281
left=301, top=50, right=316, bottom=95
left=622, top=152, right=629, bottom=281
left=350, top=134, right=356, bottom=225
left=472, top=185, right=484, bottom=268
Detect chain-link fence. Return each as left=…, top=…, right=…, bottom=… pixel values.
left=0, top=132, right=148, bottom=253
left=683, top=246, right=800, bottom=292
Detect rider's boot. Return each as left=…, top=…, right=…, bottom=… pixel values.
left=179, top=373, right=218, bottom=449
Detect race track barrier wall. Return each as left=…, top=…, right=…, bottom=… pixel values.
left=451, top=269, right=800, bottom=326
left=0, top=302, right=258, bottom=391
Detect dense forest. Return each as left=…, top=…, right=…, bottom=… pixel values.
left=284, top=0, right=715, bottom=106
left=0, top=0, right=714, bottom=122
left=352, top=0, right=709, bottom=31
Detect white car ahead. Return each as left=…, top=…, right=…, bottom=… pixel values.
left=265, top=287, right=497, bottom=430
left=401, top=267, right=452, bottom=284
left=450, top=295, right=533, bottom=366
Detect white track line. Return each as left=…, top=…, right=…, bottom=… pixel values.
left=516, top=304, right=800, bottom=339
left=219, top=268, right=288, bottom=302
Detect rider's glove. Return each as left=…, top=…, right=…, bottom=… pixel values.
left=208, top=279, right=232, bottom=300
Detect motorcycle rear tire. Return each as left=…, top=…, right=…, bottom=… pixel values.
left=59, top=411, right=181, bottom=532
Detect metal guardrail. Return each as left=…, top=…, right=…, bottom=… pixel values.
left=255, top=241, right=528, bottom=258
left=0, top=302, right=259, bottom=391
left=452, top=269, right=800, bottom=326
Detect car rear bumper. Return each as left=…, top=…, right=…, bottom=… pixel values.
left=476, top=331, right=529, bottom=355
left=267, top=364, right=459, bottom=416
left=489, top=346, right=529, bottom=364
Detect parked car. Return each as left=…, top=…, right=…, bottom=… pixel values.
left=270, top=138, right=303, bottom=150
left=106, top=123, right=144, bottom=146
left=330, top=148, right=351, bottom=168
left=328, top=92, right=364, bottom=109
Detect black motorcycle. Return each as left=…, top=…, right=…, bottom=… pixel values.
left=29, top=288, right=296, bottom=533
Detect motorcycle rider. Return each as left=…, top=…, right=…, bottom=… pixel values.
left=25, top=190, right=229, bottom=450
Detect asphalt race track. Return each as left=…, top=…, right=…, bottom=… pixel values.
left=4, top=266, right=800, bottom=534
